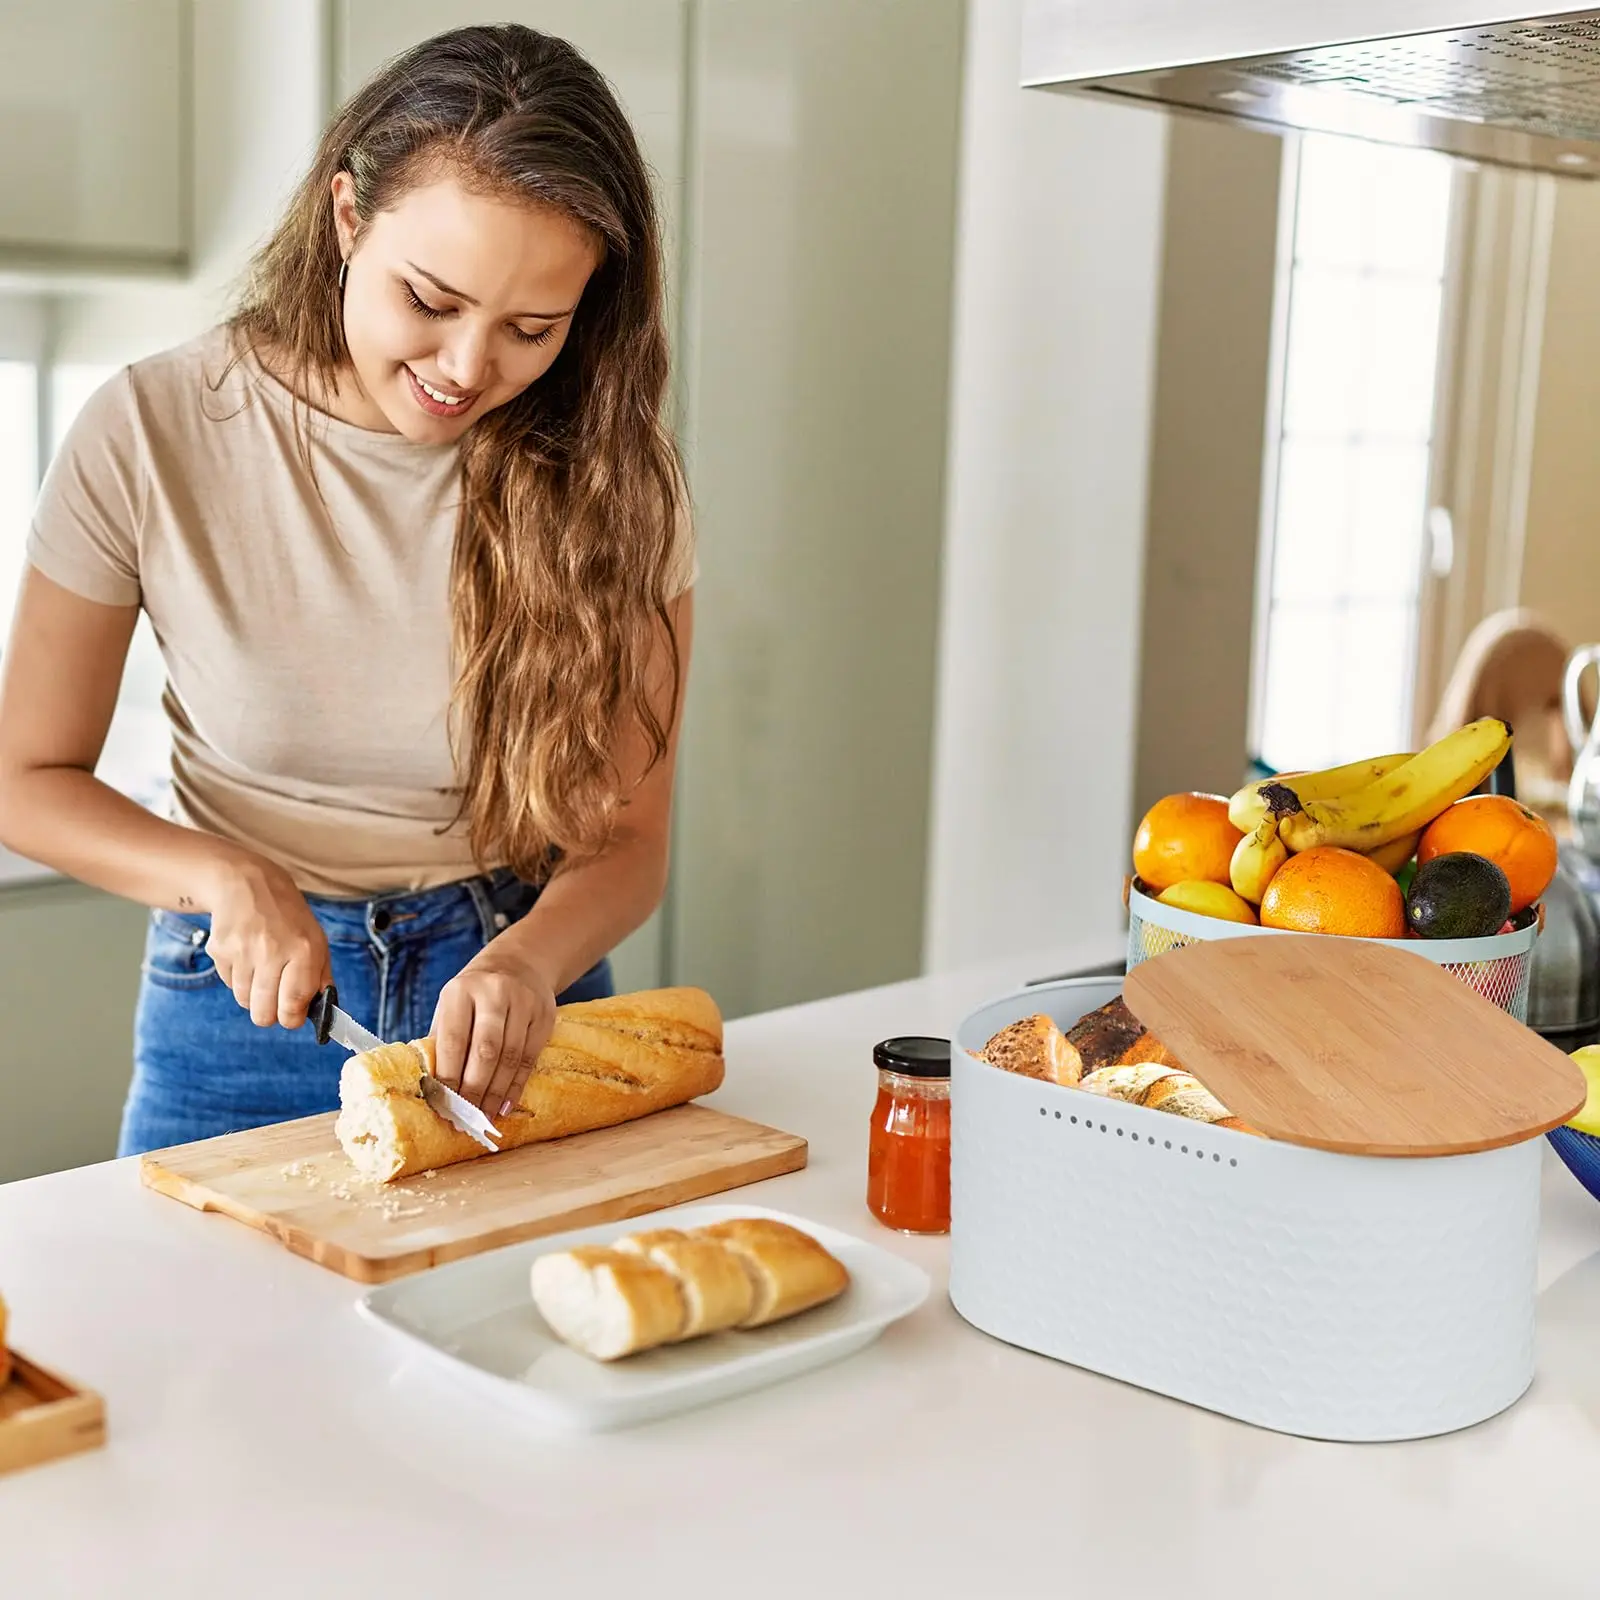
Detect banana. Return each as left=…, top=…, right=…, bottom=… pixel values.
left=1362, top=829, right=1423, bottom=876
left=1157, top=880, right=1258, bottom=925
left=1228, top=772, right=1301, bottom=834
left=1227, top=752, right=1412, bottom=833
left=1272, top=718, right=1512, bottom=854
left=1230, top=817, right=1288, bottom=904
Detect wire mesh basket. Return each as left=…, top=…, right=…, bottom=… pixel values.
left=1127, top=880, right=1539, bottom=1021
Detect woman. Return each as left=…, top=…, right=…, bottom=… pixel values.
left=0, top=25, right=694, bottom=1154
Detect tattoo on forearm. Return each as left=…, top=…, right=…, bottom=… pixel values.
left=178, top=896, right=195, bottom=910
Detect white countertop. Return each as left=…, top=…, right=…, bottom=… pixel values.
left=4, top=935, right=1600, bottom=1600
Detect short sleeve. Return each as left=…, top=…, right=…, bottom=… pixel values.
left=665, top=466, right=698, bottom=599
left=26, top=368, right=143, bottom=606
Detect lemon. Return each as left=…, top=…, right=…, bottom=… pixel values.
left=1567, top=1046, right=1600, bottom=1137
left=1157, top=880, right=1258, bottom=926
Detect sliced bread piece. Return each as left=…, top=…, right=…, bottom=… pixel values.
left=529, top=1245, right=687, bottom=1361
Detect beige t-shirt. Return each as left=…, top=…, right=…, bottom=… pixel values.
left=27, top=326, right=693, bottom=898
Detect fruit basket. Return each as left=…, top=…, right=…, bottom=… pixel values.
left=1126, top=720, right=1600, bottom=1196
left=1127, top=878, right=1541, bottom=1021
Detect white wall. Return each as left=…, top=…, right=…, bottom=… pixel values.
left=923, top=0, right=1168, bottom=973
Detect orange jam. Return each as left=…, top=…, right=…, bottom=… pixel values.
left=866, top=1037, right=951, bottom=1235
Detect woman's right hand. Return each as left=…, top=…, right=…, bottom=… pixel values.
left=202, top=853, right=332, bottom=1029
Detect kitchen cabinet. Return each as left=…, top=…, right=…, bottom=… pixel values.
left=336, top=1, right=965, bottom=1016
left=672, top=0, right=962, bottom=1015
left=0, top=0, right=187, bottom=269
left=0, top=879, right=147, bottom=1183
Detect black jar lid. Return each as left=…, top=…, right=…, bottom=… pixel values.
left=873, top=1036, right=951, bottom=1078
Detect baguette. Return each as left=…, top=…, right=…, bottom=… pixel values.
left=980, top=1014, right=1080, bottom=1085
left=335, top=986, right=725, bottom=1182
left=613, top=1229, right=756, bottom=1338
left=532, top=1220, right=850, bottom=1361
left=693, top=1218, right=851, bottom=1328
left=529, top=1246, right=687, bottom=1361
left=0, top=1289, right=9, bottom=1388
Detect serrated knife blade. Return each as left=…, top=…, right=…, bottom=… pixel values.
left=307, top=985, right=503, bottom=1153
left=416, top=1071, right=504, bottom=1151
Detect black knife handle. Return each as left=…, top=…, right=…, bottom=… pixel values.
left=307, top=984, right=338, bottom=1045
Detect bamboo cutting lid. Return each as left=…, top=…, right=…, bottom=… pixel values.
left=1122, top=934, right=1588, bottom=1157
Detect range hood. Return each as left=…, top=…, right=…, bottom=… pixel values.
left=1022, top=1, right=1600, bottom=176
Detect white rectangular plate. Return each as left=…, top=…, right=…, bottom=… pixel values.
left=356, top=1203, right=931, bottom=1432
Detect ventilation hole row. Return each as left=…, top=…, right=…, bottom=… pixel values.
left=1039, top=1104, right=1239, bottom=1167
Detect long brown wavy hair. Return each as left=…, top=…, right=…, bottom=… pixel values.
left=231, top=25, right=683, bottom=879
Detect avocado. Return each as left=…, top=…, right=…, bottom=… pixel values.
left=1406, top=852, right=1513, bottom=940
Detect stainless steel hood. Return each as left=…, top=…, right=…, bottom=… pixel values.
left=1022, top=1, right=1600, bottom=176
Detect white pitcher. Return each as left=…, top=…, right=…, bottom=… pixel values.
left=1563, top=644, right=1600, bottom=858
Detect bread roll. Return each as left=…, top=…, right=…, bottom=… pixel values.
left=1081, top=1062, right=1260, bottom=1136
left=1141, top=1073, right=1232, bottom=1122
left=1081, top=1063, right=1181, bottom=1102
left=1055, top=997, right=1186, bottom=1074
left=981, top=1014, right=1080, bottom=1085
left=530, top=1246, right=687, bottom=1361
left=613, top=1229, right=756, bottom=1338
left=336, top=986, right=724, bottom=1182
left=692, top=1219, right=851, bottom=1328
left=1064, top=998, right=1150, bottom=1073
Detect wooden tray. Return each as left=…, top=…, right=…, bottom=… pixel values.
left=141, top=1103, right=809, bottom=1283
left=1124, top=933, right=1588, bottom=1156
left=0, top=1354, right=106, bottom=1477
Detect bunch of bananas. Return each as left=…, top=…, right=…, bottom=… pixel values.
left=1225, top=718, right=1512, bottom=905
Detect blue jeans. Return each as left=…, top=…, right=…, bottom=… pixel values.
left=119, top=867, right=613, bottom=1156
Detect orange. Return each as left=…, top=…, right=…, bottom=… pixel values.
left=1417, top=795, right=1558, bottom=914
left=1259, top=846, right=1406, bottom=938
left=1132, top=793, right=1243, bottom=892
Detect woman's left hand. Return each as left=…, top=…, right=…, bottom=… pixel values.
left=430, top=946, right=558, bottom=1116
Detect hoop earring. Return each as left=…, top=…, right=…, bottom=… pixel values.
left=337, top=259, right=348, bottom=292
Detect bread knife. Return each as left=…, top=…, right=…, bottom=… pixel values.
left=306, top=985, right=503, bottom=1153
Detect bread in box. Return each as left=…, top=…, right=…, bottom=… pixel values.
left=980, top=997, right=1260, bottom=1135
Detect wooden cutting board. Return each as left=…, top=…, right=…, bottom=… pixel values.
left=1123, top=934, right=1588, bottom=1157
left=140, top=1104, right=808, bottom=1283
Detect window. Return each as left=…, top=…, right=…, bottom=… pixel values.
left=0, top=360, right=37, bottom=634
left=0, top=313, right=168, bottom=814
left=1252, top=135, right=1456, bottom=773
left=51, top=363, right=120, bottom=456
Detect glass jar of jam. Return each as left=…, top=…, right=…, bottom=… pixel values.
left=866, top=1036, right=951, bottom=1235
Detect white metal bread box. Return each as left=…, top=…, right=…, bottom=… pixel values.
left=948, top=937, right=1587, bottom=1443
